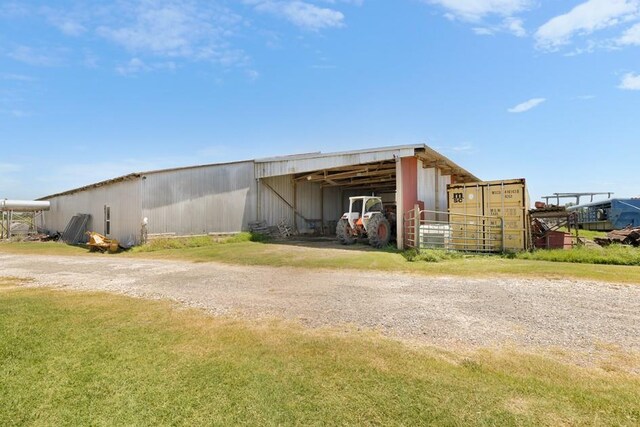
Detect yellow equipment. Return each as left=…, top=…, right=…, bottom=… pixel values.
left=86, top=232, right=120, bottom=253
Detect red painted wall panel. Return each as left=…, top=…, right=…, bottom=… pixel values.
left=401, top=157, right=418, bottom=215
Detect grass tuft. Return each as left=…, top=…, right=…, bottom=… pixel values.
left=133, top=233, right=271, bottom=253
left=222, top=231, right=271, bottom=244
left=133, top=236, right=216, bottom=252
left=514, top=245, right=640, bottom=266
left=404, top=248, right=465, bottom=263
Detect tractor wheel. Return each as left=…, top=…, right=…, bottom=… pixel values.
left=336, top=218, right=357, bottom=245
left=367, top=215, right=391, bottom=248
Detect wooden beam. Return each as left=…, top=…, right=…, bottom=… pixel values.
left=321, top=176, right=396, bottom=188
left=322, top=168, right=369, bottom=180
left=340, top=184, right=396, bottom=190
left=294, top=161, right=397, bottom=181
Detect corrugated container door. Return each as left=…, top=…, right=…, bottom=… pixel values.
left=448, top=183, right=484, bottom=251
left=447, top=178, right=530, bottom=252
left=483, top=180, right=527, bottom=251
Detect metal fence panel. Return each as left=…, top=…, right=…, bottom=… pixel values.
left=404, top=208, right=504, bottom=253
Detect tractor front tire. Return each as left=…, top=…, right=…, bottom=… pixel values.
left=367, top=215, right=391, bottom=248
left=336, top=218, right=357, bottom=245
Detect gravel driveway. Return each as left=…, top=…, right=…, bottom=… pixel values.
left=2, top=253, right=639, bottom=356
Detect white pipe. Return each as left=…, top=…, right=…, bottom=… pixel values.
left=0, top=199, right=50, bottom=212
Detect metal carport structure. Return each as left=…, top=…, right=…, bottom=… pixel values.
left=254, top=144, right=479, bottom=249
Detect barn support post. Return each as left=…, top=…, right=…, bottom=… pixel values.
left=395, top=158, right=403, bottom=249
left=320, top=186, right=325, bottom=235
left=434, top=168, right=440, bottom=213
left=292, top=178, right=298, bottom=233
left=256, top=178, right=261, bottom=222
left=414, top=204, right=421, bottom=249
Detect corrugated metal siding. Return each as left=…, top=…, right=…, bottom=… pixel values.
left=438, top=171, right=451, bottom=212
left=322, top=187, right=342, bottom=224
left=259, top=176, right=325, bottom=233
left=258, top=175, right=295, bottom=229
left=295, top=180, right=322, bottom=232
left=142, top=161, right=257, bottom=235
left=43, top=179, right=142, bottom=244
left=255, top=147, right=417, bottom=178
left=416, top=166, right=449, bottom=220
left=448, top=178, right=529, bottom=251
left=418, top=167, right=436, bottom=209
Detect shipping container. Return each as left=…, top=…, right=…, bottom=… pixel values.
left=447, top=179, right=530, bottom=251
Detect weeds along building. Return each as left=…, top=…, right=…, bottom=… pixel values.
left=39, top=144, right=479, bottom=248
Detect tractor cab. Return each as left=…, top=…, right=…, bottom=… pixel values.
left=337, top=196, right=393, bottom=248
left=342, top=196, right=383, bottom=231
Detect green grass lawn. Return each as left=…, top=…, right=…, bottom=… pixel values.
left=2, top=238, right=640, bottom=284
left=0, top=241, right=89, bottom=256
left=553, top=227, right=608, bottom=241
left=1, top=278, right=638, bottom=426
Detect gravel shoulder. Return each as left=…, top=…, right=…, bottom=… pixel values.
left=2, top=253, right=639, bottom=360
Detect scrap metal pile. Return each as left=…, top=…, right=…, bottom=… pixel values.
left=529, top=204, right=577, bottom=249
left=248, top=220, right=292, bottom=238
left=594, top=227, right=640, bottom=247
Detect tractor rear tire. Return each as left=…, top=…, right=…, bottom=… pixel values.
left=336, top=218, right=357, bottom=245
left=367, top=215, right=391, bottom=248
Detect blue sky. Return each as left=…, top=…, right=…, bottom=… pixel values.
left=1, top=0, right=639, bottom=203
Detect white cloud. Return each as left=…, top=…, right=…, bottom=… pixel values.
left=507, top=98, right=546, bottom=113
left=115, top=57, right=177, bottom=75
left=472, top=27, right=495, bottom=36
left=427, top=0, right=531, bottom=22
left=8, top=45, right=63, bottom=66
left=321, top=0, right=363, bottom=5
left=42, top=8, right=87, bottom=36
left=618, top=22, right=640, bottom=45
left=0, top=73, right=34, bottom=81
left=618, top=72, right=640, bottom=90
left=535, top=0, right=640, bottom=50
left=96, top=1, right=246, bottom=65
left=51, top=18, right=86, bottom=36
left=503, top=17, right=526, bottom=37
left=115, top=57, right=150, bottom=75
left=0, top=2, right=29, bottom=18
left=250, top=1, right=345, bottom=30
left=246, top=69, right=260, bottom=81
left=473, top=16, right=526, bottom=37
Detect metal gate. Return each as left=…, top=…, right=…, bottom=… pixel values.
left=404, top=207, right=504, bottom=253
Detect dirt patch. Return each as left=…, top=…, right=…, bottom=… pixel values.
left=2, top=253, right=639, bottom=368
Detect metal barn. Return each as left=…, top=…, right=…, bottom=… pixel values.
left=40, top=144, right=479, bottom=248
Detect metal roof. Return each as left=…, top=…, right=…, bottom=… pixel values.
left=255, top=144, right=423, bottom=163
left=39, top=144, right=479, bottom=200
left=37, top=160, right=253, bottom=200
left=255, top=144, right=479, bottom=182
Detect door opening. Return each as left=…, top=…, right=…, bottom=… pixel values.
left=104, top=205, right=111, bottom=236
